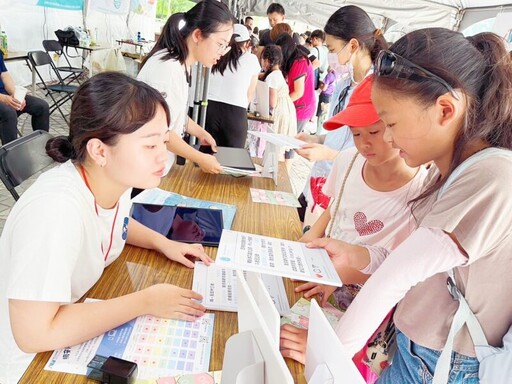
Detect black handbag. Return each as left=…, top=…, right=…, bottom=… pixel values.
left=55, top=29, right=79, bottom=47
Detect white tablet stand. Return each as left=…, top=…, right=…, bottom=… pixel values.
left=305, top=299, right=366, bottom=384
left=221, top=271, right=293, bottom=384
left=261, top=127, right=279, bottom=186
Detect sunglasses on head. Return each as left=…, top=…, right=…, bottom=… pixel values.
left=376, top=50, right=459, bottom=100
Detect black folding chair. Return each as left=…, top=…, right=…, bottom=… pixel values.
left=0, top=130, right=54, bottom=201
left=42, top=39, right=85, bottom=84
left=28, top=50, right=78, bottom=125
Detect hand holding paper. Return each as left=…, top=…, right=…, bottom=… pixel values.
left=216, top=230, right=343, bottom=287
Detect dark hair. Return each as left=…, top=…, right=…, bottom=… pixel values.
left=324, top=5, right=387, bottom=61
left=253, top=26, right=259, bottom=35
left=261, top=45, right=283, bottom=80
left=211, top=34, right=246, bottom=75
left=46, top=72, right=170, bottom=163
left=275, top=33, right=309, bottom=77
left=374, top=28, right=512, bottom=207
left=310, top=29, right=325, bottom=41
left=267, top=3, right=285, bottom=15
left=142, top=0, right=233, bottom=68
left=245, top=16, right=253, bottom=23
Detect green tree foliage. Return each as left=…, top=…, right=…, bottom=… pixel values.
left=156, top=0, right=196, bottom=20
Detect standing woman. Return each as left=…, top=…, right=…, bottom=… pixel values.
left=295, top=5, right=388, bottom=226
left=275, top=33, right=316, bottom=134
left=205, top=23, right=261, bottom=148
left=0, top=73, right=212, bottom=383
left=260, top=45, right=297, bottom=163
left=138, top=0, right=234, bottom=174
left=310, top=30, right=512, bottom=383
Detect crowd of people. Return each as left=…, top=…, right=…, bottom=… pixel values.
left=1, top=1, right=512, bottom=383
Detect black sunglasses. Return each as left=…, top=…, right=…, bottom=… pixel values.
left=376, top=50, right=459, bottom=100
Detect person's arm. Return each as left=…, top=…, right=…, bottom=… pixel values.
left=299, top=208, right=330, bottom=243
left=335, top=227, right=467, bottom=356
left=9, top=282, right=205, bottom=353
left=269, top=86, right=278, bottom=109
left=0, top=71, right=23, bottom=110
left=282, top=228, right=467, bottom=363
left=1, top=70, right=16, bottom=95
left=185, top=117, right=217, bottom=151
left=295, top=132, right=326, bottom=144
left=289, top=75, right=305, bottom=102
left=295, top=143, right=339, bottom=162
left=247, top=74, right=258, bottom=106
left=127, top=218, right=213, bottom=268
left=166, top=130, right=222, bottom=174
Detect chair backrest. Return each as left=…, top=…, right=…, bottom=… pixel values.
left=0, top=130, right=54, bottom=200
left=28, top=50, right=53, bottom=67
left=43, top=39, right=75, bottom=68
left=42, top=39, right=64, bottom=54
left=28, top=50, right=66, bottom=84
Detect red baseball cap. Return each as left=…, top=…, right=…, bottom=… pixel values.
left=323, top=75, right=380, bottom=130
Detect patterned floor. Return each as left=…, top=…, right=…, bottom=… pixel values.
left=0, top=87, right=313, bottom=235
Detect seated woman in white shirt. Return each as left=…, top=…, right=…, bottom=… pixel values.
left=0, top=72, right=213, bottom=384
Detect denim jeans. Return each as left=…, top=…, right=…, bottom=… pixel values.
left=377, top=329, right=479, bottom=384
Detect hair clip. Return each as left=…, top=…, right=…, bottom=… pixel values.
left=178, top=19, right=186, bottom=31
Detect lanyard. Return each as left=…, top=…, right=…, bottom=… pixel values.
left=79, top=165, right=119, bottom=262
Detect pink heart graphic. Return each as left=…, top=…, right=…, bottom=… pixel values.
left=315, top=273, right=323, bottom=279
left=353, top=212, right=384, bottom=236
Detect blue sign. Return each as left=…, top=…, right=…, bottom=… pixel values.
left=36, top=0, right=84, bottom=10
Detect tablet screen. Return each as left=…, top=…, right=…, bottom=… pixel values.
left=131, top=203, right=224, bottom=246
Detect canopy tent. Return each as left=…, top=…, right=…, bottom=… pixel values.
left=229, top=0, right=512, bottom=32
left=0, top=0, right=157, bottom=86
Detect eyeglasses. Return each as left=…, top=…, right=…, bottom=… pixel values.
left=330, top=42, right=349, bottom=56
left=376, top=50, right=459, bottom=100
left=216, top=41, right=231, bottom=55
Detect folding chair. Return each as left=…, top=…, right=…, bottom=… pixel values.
left=42, top=39, right=85, bottom=84
left=0, top=130, right=54, bottom=201
left=28, top=51, right=78, bottom=125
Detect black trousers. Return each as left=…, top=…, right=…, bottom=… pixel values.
left=205, top=100, right=248, bottom=148
left=0, top=95, right=50, bottom=144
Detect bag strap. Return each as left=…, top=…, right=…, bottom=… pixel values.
left=433, top=147, right=512, bottom=383
left=326, top=152, right=359, bottom=238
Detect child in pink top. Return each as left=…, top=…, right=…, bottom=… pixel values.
left=275, top=33, right=316, bottom=132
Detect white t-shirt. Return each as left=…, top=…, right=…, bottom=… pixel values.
left=0, top=161, right=132, bottom=383
left=265, top=69, right=287, bottom=90
left=323, top=147, right=427, bottom=250
left=208, top=52, right=261, bottom=108
left=137, top=50, right=190, bottom=174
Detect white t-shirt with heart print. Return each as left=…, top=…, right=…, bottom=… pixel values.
left=323, top=147, right=427, bottom=251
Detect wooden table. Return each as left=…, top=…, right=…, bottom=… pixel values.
left=20, top=161, right=307, bottom=383
left=248, top=111, right=274, bottom=124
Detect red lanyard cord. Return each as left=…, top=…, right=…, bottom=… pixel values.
left=79, top=165, right=119, bottom=262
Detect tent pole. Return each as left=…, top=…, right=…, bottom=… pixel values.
left=199, top=67, right=211, bottom=129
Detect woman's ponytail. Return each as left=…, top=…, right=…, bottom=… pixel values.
left=466, top=32, right=512, bottom=148
left=46, top=136, right=77, bottom=163
left=141, top=0, right=234, bottom=68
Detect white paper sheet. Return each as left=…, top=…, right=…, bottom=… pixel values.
left=250, top=188, right=301, bottom=207
left=45, top=299, right=215, bottom=379
left=215, top=230, right=343, bottom=287
left=247, top=131, right=306, bottom=149
left=192, top=262, right=291, bottom=315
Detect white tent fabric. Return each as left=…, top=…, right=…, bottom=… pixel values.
left=232, top=0, right=512, bottom=31
left=0, top=1, right=157, bottom=86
